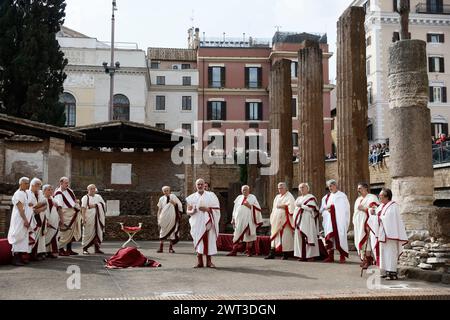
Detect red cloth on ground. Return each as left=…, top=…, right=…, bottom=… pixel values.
left=0, top=238, right=12, bottom=265
left=105, top=247, right=161, bottom=269
left=216, top=233, right=271, bottom=256
left=122, top=227, right=141, bottom=232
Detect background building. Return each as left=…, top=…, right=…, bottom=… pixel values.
left=57, top=26, right=149, bottom=127
left=147, top=47, right=198, bottom=132
left=351, top=0, right=450, bottom=143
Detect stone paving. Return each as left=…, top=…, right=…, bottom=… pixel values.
left=0, top=241, right=449, bottom=300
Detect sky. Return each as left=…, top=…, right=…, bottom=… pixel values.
left=64, top=0, right=355, bottom=82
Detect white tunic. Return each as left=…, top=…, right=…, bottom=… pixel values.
left=231, top=194, right=263, bottom=243
left=30, top=190, right=47, bottom=254
left=368, top=201, right=408, bottom=272
left=45, top=196, right=60, bottom=252
left=320, top=191, right=350, bottom=256
left=157, top=193, right=183, bottom=241
left=54, top=187, right=81, bottom=247
left=186, top=191, right=221, bottom=255
left=270, top=192, right=296, bottom=252
left=353, top=193, right=379, bottom=258
left=81, top=194, right=106, bottom=247
left=8, top=189, right=34, bottom=253
left=293, top=194, right=320, bottom=259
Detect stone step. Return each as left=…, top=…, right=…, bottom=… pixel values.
left=426, top=257, right=449, bottom=264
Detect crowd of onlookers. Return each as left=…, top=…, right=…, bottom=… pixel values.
left=432, top=133, right=449, bottom=146
left=432, top=133, right=450, bottom=163
left=369, top=143, right=389, bottom=166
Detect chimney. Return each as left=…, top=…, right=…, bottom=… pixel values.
left=194, top=28, right=200, bottom=50
left=188, top=27, right=194, bottom=48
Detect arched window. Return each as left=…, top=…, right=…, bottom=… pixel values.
left=113, top=94, right=130, bottom=121
left=60, top=92, right=76, bottom=127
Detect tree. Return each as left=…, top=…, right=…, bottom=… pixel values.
left=0, top=0, right=68, bottom=126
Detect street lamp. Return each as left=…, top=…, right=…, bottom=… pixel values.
left=103, top=0, right=120, bottom=121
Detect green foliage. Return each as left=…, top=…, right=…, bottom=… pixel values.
left=0, top=0, right=68, bottom=126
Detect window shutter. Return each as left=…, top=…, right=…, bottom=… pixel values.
left=208, top=67, right=213, bottom=87
left=207, top=101, right=212, bottom=120
left=427, top=33, right=432, bottom=42
left=440, top=57, right=445, bottom=72
left=258, top=102, right=263, bottom=120
left=245, top=102, right=250, bottom=120
left=443, top=123, right=449, bottom=136
left=426, top=0, right=432, bottom=12
left=291, top=98, right=297, bottom=117
left=221, top=67, right=226, bottom=87
left=441, top=34, right=445, bottom=43
left=393, top=0, right=398, bottom=12
left=442, top=87, right=447, bottom=103
left=221, top=101, right=227, bottom=120
left=438, top=0, right=444, bottom=12
left=429, top=57, right=435, bottom=72
left=429, top=87, right=434, bottom=102
left=245, top=67, right=249, bottom=88
left=257, top=68, right=262, bottom=88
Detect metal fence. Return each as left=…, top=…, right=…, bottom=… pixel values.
left=432, top=141, right=450, bottom=165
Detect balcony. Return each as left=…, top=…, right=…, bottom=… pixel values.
left=433, top=141, right=450, bottom=165
left=416, top=3, right=450, bottom=15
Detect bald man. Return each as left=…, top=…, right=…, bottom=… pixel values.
left=186, top=178, right=221, bottom=268
left=156, top=186, right=183, bottom=253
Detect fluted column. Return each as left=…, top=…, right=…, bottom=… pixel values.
left=298, top=40, right=325, bottom=197
left=268, top=59, right=293, bottom=206
left=336, top=6, right=369, bottom=207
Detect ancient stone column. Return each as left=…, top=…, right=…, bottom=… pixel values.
left=298, top=40, right=325, bottom=197
left=268, top=59, right=293, bottom=206
left=388, top=40, right=434, bottom=235
left=336, top=6, right=369, bottom=207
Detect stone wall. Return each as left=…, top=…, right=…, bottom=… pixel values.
left=72, top=147, right=184, bottom=192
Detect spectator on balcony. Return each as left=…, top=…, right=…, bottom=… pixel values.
left=436, top=133, right=448, bottom=145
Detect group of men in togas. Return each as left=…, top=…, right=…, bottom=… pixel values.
left=157, top=178, right=408, bottom=280
left=8, top=176, right=106, bottom=266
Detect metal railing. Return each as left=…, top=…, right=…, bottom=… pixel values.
left=432, top=141, right=450, bottom=164
left=416, top=3, right=450, bottom=15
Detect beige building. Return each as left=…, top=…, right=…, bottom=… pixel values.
left=351, top=0, right=450, bottom=143
left=56, top=27, right=149, bottom=127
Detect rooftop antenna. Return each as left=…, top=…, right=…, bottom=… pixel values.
left=275, top=25, right=282, bottom=32
left=190, top=9, right=195, bottom=28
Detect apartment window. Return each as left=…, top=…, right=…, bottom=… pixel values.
left=366, top=36, right=372, bottom=47
left=431, top=122, right=449, bottom=137
left=427, top=33, right=445, bottom=43
left=291, top=61, right=298, bottom=78
left=182, top=76, right=191, bottom=86
left=156, top=95, right=166, bottom=110
left=366, top=59, right=371, bottom=76
left=245, top=102, right=263, bottom=121
left=207, top=101, right=226, bottom=120
left=156, top=76, right=165, bottom=85
left=113, top=94, right=130, bottom=121
left=427, top=0, right=444, bottom=14
left=181, top=123, right=192, bottom=133
left=181, top=64, right=191, bottom=69
left=245, top=67, right=262, bottom=88
left=291, top=98, right=297, bottom=118
left=182, top=96, right=192, bottom=110
left=429, top=57, right=445, bottom=72
left=60, top=92, right=76, bottom=127
left=150, top=61, right=160, bottom=69
left=429, top=86, right=448, bottom=103
left=367, top=124, right=374, bottom=141
left=292, top=132, right=299, bottom=147
left=368, top=86, right=373, bottom=105
left=208, top=67, right=225, bottom=88
left=245, top=135, right=264, bottom=151
left=155, top=123, right=165, bottom=130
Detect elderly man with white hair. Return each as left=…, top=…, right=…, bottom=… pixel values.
left=54, top=176, right=81, bottom=256
left=156, top=186, right=183, bottom=253
left=265, top=182, right=296, bottom=260
left=293, top=183, right=320, bottom=262
left=320, top=179, right=351, bottom=263
left=81, top=184, right=106, bottom=255
left=42, top=184, right=61, bottom=258
left=29, top=178, right=48, bottom=261
left=228, top=185, right=263, bottom=257
left=186, top=178, right=221, bottom=268
left=8, top=177, right=33, bottom=266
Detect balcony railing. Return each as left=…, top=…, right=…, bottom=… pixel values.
left=416, top=3, right=450, bottom=15
left=432, top=141, right=450, bottom=165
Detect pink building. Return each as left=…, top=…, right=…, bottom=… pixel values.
left=194, top=31, right=333, bottom=157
